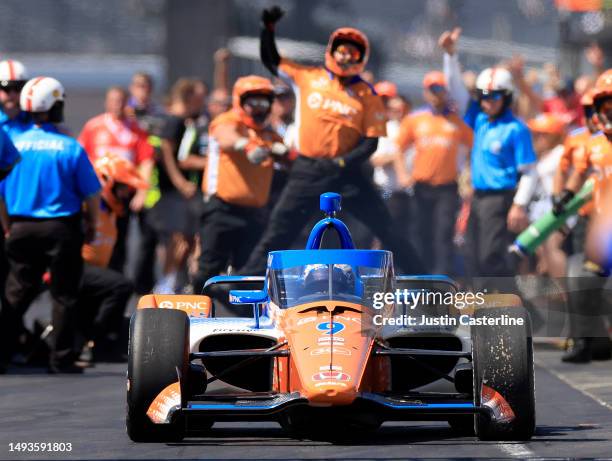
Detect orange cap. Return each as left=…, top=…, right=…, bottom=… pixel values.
left=374, top=81, right=397, bottom=98
left=527, top=113, right=567, bottom=135
left=423, top=71, right=447, bottom=88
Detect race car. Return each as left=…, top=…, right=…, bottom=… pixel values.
left=127, top=192, right=535, bottom=442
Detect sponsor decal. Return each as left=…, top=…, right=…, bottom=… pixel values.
left=307, top=92, right=323, bottom=109
left=317, top=321, right=345, bottom=335
left=158, top=300, right=208, bottom=310
left=312, top=371, right=351, bottom=382
left=310, top=346, right=352, bottom=356
left=317, top=336, right=345, bottom=344
left=297, top=317, right=317, bottom=326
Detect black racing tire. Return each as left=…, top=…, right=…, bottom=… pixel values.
left=472, top=306, right=535, bottom=441
left=126, top=308, right=189, bottom=442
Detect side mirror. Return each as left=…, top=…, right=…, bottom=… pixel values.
left=229, top=290, right=268, bottom=305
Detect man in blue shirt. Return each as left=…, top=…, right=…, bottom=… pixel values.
left=440, top=29, right=538, bottom=284
left=0, top=59, right=31, bottom=138
left=0, top=76, right=100, bottom=374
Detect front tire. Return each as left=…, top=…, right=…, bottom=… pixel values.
left=472, top=306, right=535, bottom=441
left=126, top=308, right=189, bottom=442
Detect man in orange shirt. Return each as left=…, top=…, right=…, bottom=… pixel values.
left=79, top=86, right=154, bottom=273
left=194, top=76, right=288, bottom=289
left=561, top=69, right=612, bottom=363
left=395, top=72, right=472, bottom=274
left=78, top=154, right=148, bottom=362
left=238, top=6, right=422, bottom=275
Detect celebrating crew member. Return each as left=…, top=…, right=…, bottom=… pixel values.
left=440, top=29, right=537, bottom=283
left=239, top=6, right=422, bottom=275
left=0, top=77, right=100, bottom=373
left=78, top=86, right=154, bottom=273
left=560, top=69, right=612, bottom=363
left=552, top=88, right=599, bottom=254
left=395, top=71, right=473, bottom=274
left=0, top=59, right=31, bottom=137
left=194, top=75, right=287, bottom=290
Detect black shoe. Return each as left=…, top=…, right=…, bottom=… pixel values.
left=561, top=338, right=592, bottom=363
left=591, top=337, right=612, bottom=361
left=47, top=362, right=85, bottom=374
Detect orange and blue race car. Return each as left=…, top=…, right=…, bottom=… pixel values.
left=127, top=193, right=535, bottom=442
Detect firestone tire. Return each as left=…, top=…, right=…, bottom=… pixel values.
left=126, top=308, right=189, bottom=442
left=471, top=306, right=536, bottom=441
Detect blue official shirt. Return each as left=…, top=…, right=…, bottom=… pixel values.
left=465, top=101, right=536, bottom=191
left=0, top=123, right=101, bottom=218
left=0, top=128, right=20, bottom=173
left=0, top=108, right=31, bottom=139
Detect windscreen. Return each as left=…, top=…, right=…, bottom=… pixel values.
left=266, top=250, right=393, bottom=309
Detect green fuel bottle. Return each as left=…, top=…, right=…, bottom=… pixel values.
left=509, top=178, right=595, bottom=256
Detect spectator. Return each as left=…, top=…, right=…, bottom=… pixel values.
left=0, top=77, right=100, bottom=373
left=78, top=86, right=154, bottom=273
left=149, top=78, right=207, bottom=293
left=394, top=72, right=472, bottom=275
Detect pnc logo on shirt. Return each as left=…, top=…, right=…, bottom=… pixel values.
left=306, top=92, right=358, bottom=116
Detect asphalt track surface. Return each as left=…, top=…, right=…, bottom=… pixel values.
left=2, top=347, right=612, bottom=460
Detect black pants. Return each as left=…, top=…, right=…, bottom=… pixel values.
left=1, top=216, right=84, bottom=367
left=465, top=190, right=517, bottom=278
left=412, top=182, right=459, bottom=275
left=77, top=264, right=133, bottom=344
left=133, top=210, right=158, bottom=294
left=108, top=208, right=130, bottom=273
left=566, top=253, right=611, bottom=338
left=194, top=196, right=267, bottom=292
left=239, top=156, right=424, bottom=275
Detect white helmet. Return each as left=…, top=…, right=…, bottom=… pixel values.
left=20, top=77, right=65, bottom=113
left=475, top=67, right=514, bottom=94
left=0, top=59, right=28, bottom=86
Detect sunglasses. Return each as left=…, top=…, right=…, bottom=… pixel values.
left=0, top=82, right=25, bottom=94
left=428, top=84, right=447, bottom=94
left=478, top=90, right=505, bottom=101
left=243, top=97, right=271, bottom=110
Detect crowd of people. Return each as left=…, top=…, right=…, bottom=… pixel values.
left=0, top=6, right=611, bottom=373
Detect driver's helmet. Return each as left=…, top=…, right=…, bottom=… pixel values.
left=302, top=263, right=355, bottom=296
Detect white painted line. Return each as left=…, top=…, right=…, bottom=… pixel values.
left=497, top=442, right=535, bottom=458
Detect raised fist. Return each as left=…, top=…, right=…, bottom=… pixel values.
left=438, top=27, right=462, bottom=56
left=261, top=6, right=284, bottom=28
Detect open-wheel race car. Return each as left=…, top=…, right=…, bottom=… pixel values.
left=127, top=192, right=535, bottom=442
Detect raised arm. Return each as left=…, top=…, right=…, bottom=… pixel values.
left=260, top=6, right=284, bottom=76
left=439, top=28, right=470, bottom=116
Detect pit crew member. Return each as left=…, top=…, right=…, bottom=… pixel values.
left=194, top=75, right=287, bottom=290
left=239, top=6, right=423, bottom=275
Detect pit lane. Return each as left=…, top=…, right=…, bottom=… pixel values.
left=2, top=346, right=612, bottom=460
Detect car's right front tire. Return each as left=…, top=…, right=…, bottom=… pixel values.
left=126, top=308, right=189, bottom=442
